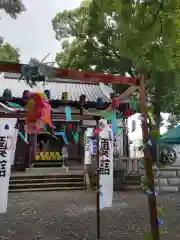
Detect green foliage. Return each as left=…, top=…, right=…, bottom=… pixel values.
left=0, top=0, right=24, bottom=62
left=0, top=38, right=20, bottom=62
left=1, top=0, right=26, bottom=19
left=52, top=0, right=180, bottom=126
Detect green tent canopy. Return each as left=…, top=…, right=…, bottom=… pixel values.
left=158, top=125, right=180, bottom=144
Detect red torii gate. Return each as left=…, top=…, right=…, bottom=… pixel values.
left=0, top=61, right=160, bottom=240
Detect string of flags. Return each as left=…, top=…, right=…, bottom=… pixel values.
left=1, top=96, right=131, bottom=145
left=139, top=160, right=168, bottom=239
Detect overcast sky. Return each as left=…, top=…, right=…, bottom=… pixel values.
left=0, top=0, right=82, bottom=63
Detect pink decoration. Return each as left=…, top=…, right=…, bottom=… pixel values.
left=25, top=93, right=53, bottom=133
left=93, top=128, right=102, bottom=135
left=124, top=109, right=133, bottom=117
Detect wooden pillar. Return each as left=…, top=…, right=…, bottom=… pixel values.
left=139, top=75, right=160, bottom=240
left=79, top=95, right=86, bottom=164
left=79, top=106, right=85, bottom=164
left=123, top=119, right=129, bottom=157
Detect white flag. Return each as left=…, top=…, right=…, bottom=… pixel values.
left=0, top=118, right=17, bottom=213
left=99, top=125, right=113, bottom=209
left=84, top=128, right=93, bottom=165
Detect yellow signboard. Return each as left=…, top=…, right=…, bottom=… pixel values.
left=35, top=152, right=61, bottom=161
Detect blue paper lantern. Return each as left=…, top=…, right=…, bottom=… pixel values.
left=4, top=124, right=9, bottom=130
left=3, top=89, right=12, bottom=98
left=22, top=90, right=30, bottom=99
left=44, top=89, right=50, bottom=99
left=95, top=97, right=104, bottom=108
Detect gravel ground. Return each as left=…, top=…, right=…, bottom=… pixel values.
left=0, top=191, right=179, bottom=240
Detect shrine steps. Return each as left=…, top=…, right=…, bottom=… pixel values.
left=9, top=174, right=85, bottom=192
left=124, top=174, right=141, bottom=189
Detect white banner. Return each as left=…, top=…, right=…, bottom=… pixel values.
left=0, top=118, right=17, bottom=213
left=99, top=126, right=113, bottom=210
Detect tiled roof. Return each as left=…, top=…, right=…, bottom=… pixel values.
left=0, top=72, right=113, bottom=102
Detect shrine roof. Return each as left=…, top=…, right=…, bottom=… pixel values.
left=0, top=72, right=113, bottom=102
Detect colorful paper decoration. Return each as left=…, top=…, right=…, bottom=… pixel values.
left=22, top=90, right=31, bottom=99
left=150, top=130, right=160, bottom=141
left=110, top=111, right=117, bottom=134
left=0, top=102, right=19, bottom=112
left=2, top=89, right=12, bottom=98
left=93, top=128, right=102, bottom=135
left=25, top=92, right=53, bottom=133
left=130, top=99, right=138, bottom=111
left=124, top=109, right=133, bottom=117
left=111, top=97, right=120, bottom=109
left=147, top=111, right=156, bottom=126
left=72, top=132, right=79, bottom=143
left=96, top=97, right=105, bottom=108
left=54, top=132, right=69, bottom=145
left=139, top=159, right=169, bottom=239
left=84, top=133, right=87, bottom=145
left=7, top=102, right=22, bottom=109
left=65, top=106, right=72, bottom=122
left=18, top=131, right=29, bottom=144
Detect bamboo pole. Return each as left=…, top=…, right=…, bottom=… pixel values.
left=139, top=75, right=160, bottom=240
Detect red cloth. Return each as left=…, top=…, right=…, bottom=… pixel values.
left=112, top=98, right=120, bottom=109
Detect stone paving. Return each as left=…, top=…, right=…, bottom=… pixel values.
left=0, top=191, right=180, bottom=240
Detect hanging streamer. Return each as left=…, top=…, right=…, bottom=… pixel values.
left=139, top=159, right=168, bottom=239
left=55, top=132, right=69, bottom=145
left=130, top=100, right=138, bottom=111
left=72, top=132, right=79, bottom=143
left=147, top=111, right=156, bottom=126
left=7, top=102, right=23, bottom=109
left=65, top=106, right=72, bottom=122
left=84, top=133, right=87, bottom=145
left=110, top=111, right=117, bottom=134
left=18, top=131, right=29, bottom=144
left=0, top=102, right=19, bottom=112
left=25, top=93, right=53, bottom=133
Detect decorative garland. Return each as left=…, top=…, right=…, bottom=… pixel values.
left=139, top=104, right=169, bottom=239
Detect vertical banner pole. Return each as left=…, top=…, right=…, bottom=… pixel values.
left=96, top=118, right=101, bottom=240
left=139, top=75, right=160, bottom=240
